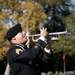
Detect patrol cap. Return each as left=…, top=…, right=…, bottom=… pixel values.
left=6, top=23, right=22, bottom=41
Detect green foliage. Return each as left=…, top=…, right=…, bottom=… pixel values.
left=51, top=34, right=75, bottom=55
left=63, top=12, right=75, bottom=36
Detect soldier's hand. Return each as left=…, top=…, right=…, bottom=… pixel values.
left=40, top=27, right=48, bottom=38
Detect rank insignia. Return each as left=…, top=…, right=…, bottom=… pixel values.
left=16, top=49, right=23, bottom=55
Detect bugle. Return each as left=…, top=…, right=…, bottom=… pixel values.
left=29, top=30, right=67, bottom=41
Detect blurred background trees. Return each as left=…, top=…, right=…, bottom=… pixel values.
left=0, top=0, right=75, bottom=74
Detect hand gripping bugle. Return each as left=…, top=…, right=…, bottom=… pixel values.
left=26, top=25, right=67, bottom=41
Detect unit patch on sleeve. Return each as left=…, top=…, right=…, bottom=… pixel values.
left=34, top=45, right=38, bottom=49
left=15, top=49, right=23, bottom=55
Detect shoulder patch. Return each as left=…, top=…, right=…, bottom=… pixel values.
left=34, top=45, right=38, bottom=48
left=15, top=49, right=23, bottom=55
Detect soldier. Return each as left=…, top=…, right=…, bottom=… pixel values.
left=5, top=23, right=53, bottom=75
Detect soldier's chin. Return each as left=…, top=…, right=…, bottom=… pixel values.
left=25, top=40, right=28, bottom=43
left=24, top=40, right=27, bottom=44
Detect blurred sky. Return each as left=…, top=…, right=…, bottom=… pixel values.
left=71, top=0, right=75, bottom=10
left=71, top=0, right=75, bottom=4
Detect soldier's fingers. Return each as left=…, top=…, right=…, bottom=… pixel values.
left=42, top=27, right=44, bottom=30
left=40, top=28, right=42, bottom=31
left=40, top=27, right=43, bottom=31
left=45, top=28, right=47, bottom=31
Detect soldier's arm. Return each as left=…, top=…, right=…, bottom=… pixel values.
left=39, top=33, right=53, bottom=63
